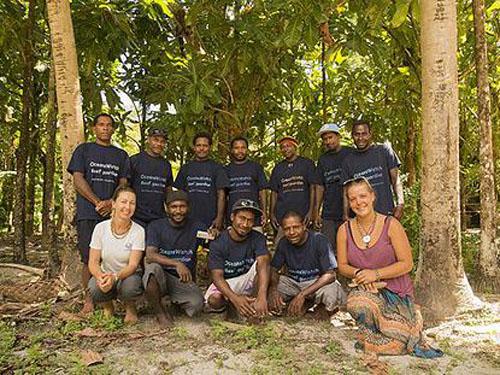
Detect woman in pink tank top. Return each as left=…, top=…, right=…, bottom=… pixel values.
left=336, top=177, right=442, bottom=358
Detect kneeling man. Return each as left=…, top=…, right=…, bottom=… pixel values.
left=144, top=191, right=206, bottom=327
left=206, top=199, right=270, bottom=318
left=269, top=211, right=345, bottom=317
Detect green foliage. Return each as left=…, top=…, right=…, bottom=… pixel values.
left=0, top=0, right=499, bottom=235
left=172, top=326, right=190, bottom=340
left=462, top=230, right=480, bottom=277
left=400, top=179, right=421, bottom=266
left=210, top=320, right=288, bottom=370
left=88, top=310, right=124, bottom=331
left=324, top=340, right=343, bottom=359
left=0, top=321, right=16, bottom=370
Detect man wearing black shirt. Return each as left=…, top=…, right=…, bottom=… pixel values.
left=269, top=136, right=320, bottom=241
left=206, top=199, right=270, bottom=318
left=269, top=211, right=345, bottom=318
left=314, top=124, right=351, bottom=252
left=143, top=191, right=206, bottom=327
left=129, top=128, right=173, bottom=227
left=341, top=120, right=404, bottom=220
left=174, top=132, right=229, bottom=236
left=225, top=136, right=268, bottom=229
left=67, top=113, right=130, bottom=313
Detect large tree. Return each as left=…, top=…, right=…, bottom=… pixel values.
left=46, top=0, right=84, bottom=237
left=472, top=0, right=499, bottom=293
left=416, top=0, right=481, bottom=321
left=13, top=0, right=36, bottom=264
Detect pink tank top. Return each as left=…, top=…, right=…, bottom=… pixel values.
left=346, top=216, right=414, bottom=298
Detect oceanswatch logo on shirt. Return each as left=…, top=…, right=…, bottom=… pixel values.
left=186, top=176, right=212, bottom=193
left=281, top=176, right=305, bottom=193
left=89, top=161, right=119, bottom=184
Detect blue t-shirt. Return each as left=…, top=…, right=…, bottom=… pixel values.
left=208, top=229, right=269, bottom=279
left=173, top=159, right=229, bottom=227
left=130, top=151, right=173, bottom=224
left=317, top=147, right=352, bottom=221
left=269, top=156, right=321, bottom=222
left=146, top=218, right=206, bottom=277
left=67, top=142, right=130, bottom=221
left=225, top=160, right=268, bottom=221
left=271, top=231, right=337, bottom=282
left=341, top=143, right=401, bottom=216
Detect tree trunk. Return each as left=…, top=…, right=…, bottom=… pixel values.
left=46, top=0, right=85, bottom=238
left=472, top=0, right=499, bottom=292
left=321, top=39, right=327, bottom=123
left=415, top=0, right=481, bottom=322
left=405, top=117, right=417, bottom=187
left=13, top=0, right=37, bottom=264
left=42, top=66, right=60, bottom=277
left=47, top=0, right=85, bottom=287
left=26, top=108, right=40, bottom=237
left=140, top=99, right=147, bottom=150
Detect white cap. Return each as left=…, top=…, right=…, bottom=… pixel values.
left=317, top=123, right=341, bottom=136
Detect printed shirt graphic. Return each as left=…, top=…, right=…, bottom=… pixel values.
left=173, top=159, right=229, bottom=226
left=67, top=142, right=130, bottom=221
left=147, top=218, right=207, bottom=277
left=130, top=151, right=173, bottom=223
left=269, top=156, right=320, bottom=222
left=208, top=230, right=269, bottom=279
left=341, top=143, right=401, bottom=216
left=271, top=232, right=337, bottom=282
left=317, top=147, right=352, bottom=221
left=225, top=160, right=268, bottom=220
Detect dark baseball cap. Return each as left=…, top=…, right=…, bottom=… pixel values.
left=165, top=190, right=189, bottom=205
left=231, top=199, right=263, bottom=215
left=148, top=127, right=167, bottom=138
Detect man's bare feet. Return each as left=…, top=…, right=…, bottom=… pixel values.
left=80, top=296, right=94, bottom=316
left=102, top=301, right=114, bottom=318
left=310, top=304, right=331, bottom=321
left=124, top=303, right=138, bottom=325
left=156, top=311, right=174, bottom=329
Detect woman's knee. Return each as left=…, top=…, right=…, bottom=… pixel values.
left=117, top=275, right=143, bottom=301
left=88, top=277, right=115, bottom=303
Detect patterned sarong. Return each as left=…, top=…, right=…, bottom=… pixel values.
left=347, top=288, right=442, bottom=358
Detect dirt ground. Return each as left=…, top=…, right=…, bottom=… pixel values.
left=1, top=238, right=499, bottom=374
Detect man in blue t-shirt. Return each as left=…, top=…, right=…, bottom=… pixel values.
left=341, top=120, right=404, bottom=220
left=269, top=211, right=345, bottom=318
left=129, top=128, right=173, bottom=227
left=269, top=136, right=320, bottom=242
left=206, top=199, right=270, bottom=319
left=67, top=113, right=130, bottom=313
left=143, top=190, right=207, bottom=327
left=314, top=124, right=351, bottom=252
left=225, top=136, right=268, bottom=229
left=173, top=132, right=229, bottom=235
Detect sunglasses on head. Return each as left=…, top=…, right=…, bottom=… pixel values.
left=342, top=176, right=370, bottom=187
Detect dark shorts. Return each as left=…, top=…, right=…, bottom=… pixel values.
left=76, top=219, right=99, bottom=265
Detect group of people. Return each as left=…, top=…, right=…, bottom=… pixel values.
left=67, top=113, right=441, bottom=358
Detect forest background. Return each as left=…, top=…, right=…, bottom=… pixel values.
left=0, top=0, right=498, bottom=306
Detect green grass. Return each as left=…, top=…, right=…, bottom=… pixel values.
left=88, top=310, right=124, bottom=331
left=0, top=321, right=16, bottom=370
left=324, top=339, right=343, bottom=359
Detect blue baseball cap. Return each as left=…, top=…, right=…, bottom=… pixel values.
left=317, top=123, right=341, bottom=136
